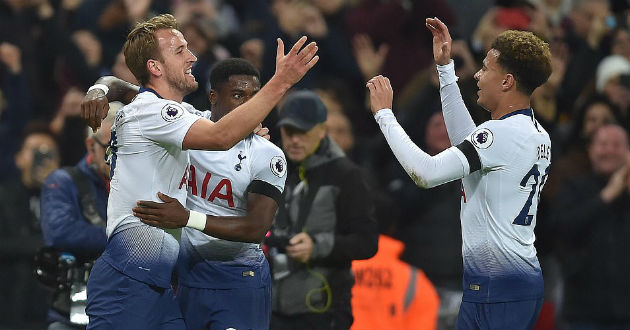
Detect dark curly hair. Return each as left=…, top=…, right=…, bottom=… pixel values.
left=491, top=30, right=552, bottom=95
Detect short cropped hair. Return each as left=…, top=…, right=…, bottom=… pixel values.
left=123, top=14, right=178, bottom=85
left=209, top=58, right=260, bottom=91
left=491, top=30, right=552, bottom=95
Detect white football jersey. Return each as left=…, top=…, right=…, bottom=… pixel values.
left=106, top=91, right=200, bottom=236
left=180, top=133, right=287, bottom=266
left=460, top=109, right=551, bottom=302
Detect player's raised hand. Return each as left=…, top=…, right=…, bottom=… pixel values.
left=426, top=17, right=452, bottom=66
left=81, top=89, right=110, bottom=132
left=366, top=75, right=393, bottom=115
left=133, top=192, right=189, bottom=229
left=273, top=36, right=319, bottom=88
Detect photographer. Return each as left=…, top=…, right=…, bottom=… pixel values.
left=39, top=108, right=116, bottom=329
left=0, top=123, right=60, bottom=328
left=267, top=91, right=378, bottom=330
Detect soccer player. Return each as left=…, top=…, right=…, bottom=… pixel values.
left=83, top=14, right=317, bottom=329
left=131, top=58, right=286, bottom=330
left=366, top=17, right=552, bottom=330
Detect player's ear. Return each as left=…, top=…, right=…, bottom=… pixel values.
left=147, top=59, right=161, bottom=77
left=209, top=90, right=218, bottom=106
left=502, top=74, right=515, bottom=91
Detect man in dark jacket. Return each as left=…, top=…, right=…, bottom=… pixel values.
left=39, top=108, right=116, bottom=329
left=552, top=124, right=630, bottom=329
left=267, top=90, right=378, bottom=330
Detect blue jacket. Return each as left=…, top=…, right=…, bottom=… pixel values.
left=40, top=157, right=107, bottom=258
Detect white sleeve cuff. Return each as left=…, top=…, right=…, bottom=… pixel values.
left=374, top=108, right=394, bottom=121
left=436, top=60, right=458, bottom=88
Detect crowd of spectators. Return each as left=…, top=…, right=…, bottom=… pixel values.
left=0, top=0, right=628, bottom=329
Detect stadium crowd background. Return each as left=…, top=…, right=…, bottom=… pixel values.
left=0, top=0, right=628, bottom=329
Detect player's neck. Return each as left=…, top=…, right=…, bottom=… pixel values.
left=490, top=93, right=531, bottom=120
left=145, top=81, right=185, bottom=103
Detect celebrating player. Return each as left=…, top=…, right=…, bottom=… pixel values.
left=131, top=58, right=286, bottom=330
left=83, top=14, right=317, bottom=329
left=366, top=17, right=552, bottom=330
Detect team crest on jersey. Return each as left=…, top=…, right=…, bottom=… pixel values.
left=234, top=151, right=246, bottom=171
left=270, top=156, right=287, bottom=178
left=161, top=103, right=184, bottom=122
left=471, top=128, right=494, bottom=149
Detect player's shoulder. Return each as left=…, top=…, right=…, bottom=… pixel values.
left=127, top=92, right=188, bottom=121
left=249, top=135, right=285, bottom=157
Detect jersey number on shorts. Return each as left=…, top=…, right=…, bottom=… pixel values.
left=513, top=164, right=549, bottom=226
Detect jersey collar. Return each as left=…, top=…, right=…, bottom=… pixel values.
left=499, top=108, right=533, bottom=120
left=139, top=87, right=163, bottom=99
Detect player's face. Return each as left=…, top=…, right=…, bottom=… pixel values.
left=156, top=29, right=198, bottom=95
left=280, top=124, right=326, bottom=163
left=588, top=126, right=629, bottom=176
left=474, top=49, right=505, bottom=112
left=209, top=75, right=261, bottom=121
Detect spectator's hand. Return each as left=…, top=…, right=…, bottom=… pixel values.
left=600, top=154, right=630, bottom=203
left=253, top=123, right=270, bottom=140
left=240, top=39, right=264, bottom=70
left=0, top=42, right=22, bottom=74
left=271, top=36, right=319, bottom=89
left=72, top=30, right=102, bottom=67
left=286, top=232, right=314, bottom=263
left=352, top=34, right=389, bottom=81
left=300, top=4, right=328, bottom=39
left=123, top=0, right=151, bottom=23
left=366, top=75, right=393, bottom=115
left=451, top=40, right=476, bottom=79
left=81, top=88, right=110, bottom=132
left=134, top=192, right=189, bottom=229
left=426, top=17, right=452, bottom=66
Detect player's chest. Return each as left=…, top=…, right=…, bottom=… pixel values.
left=184, top=149, right=252, bottom=200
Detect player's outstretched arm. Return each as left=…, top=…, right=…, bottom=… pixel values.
left=81, top=76, right=139, bottom=132
left=367, top=75, right=469, bottom=188
left=426, top=17, right=476, bottom=145
left=133, top=192, right=277, bottom=243
left=183, top=37, right=319, bottom=151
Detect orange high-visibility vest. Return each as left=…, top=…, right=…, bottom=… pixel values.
left=351, top=235, right=440, bottom=330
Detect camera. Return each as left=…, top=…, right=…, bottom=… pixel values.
left=265, top=234, right=292, bottom=253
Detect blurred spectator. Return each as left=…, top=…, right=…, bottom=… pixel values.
left=110, top=51, right=138, bottom=85
left=543, top=95, right=621, bottom=202
left=0, top=122, right=59, bottom=329
left=595, top=55, right=630, bottom=125
left=552, top=124, right=630, bottom=329
left=557, top=0, right=611, bottom=114
left=351, top=234, right=440, bottom=330
left=345, top=0, right=456, bottom=95
left=0, top=41, right=30, bottom=182
left=267, top=91, right=378, bottom=330
left=50, top=87, right=88, bottom=166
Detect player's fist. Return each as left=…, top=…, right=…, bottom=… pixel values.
left=81, top=88, right=110, bottom=132
left=366, top=75, right=393, bottom=115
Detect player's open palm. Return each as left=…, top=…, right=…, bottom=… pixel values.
left=426, top=17, right=452, bottom=66
left=133, top=192, right=189, bottom=229
left=274, top=36, right=319, bottom=87
left=366, top=75, right=393, bottom=115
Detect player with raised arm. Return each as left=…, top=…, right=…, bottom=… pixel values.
left=366, top=17, right=552, bottom=330
left=83, top=14, right=317, bottom=329
left=129, top=58, right=286, bottom=330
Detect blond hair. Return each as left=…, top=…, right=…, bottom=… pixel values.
left=123, top=14, right=178, bottom=85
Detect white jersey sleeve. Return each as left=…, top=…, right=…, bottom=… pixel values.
left=248, top=135, right=288, bottom=194
left=134, top=100, right=200, bottom=148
